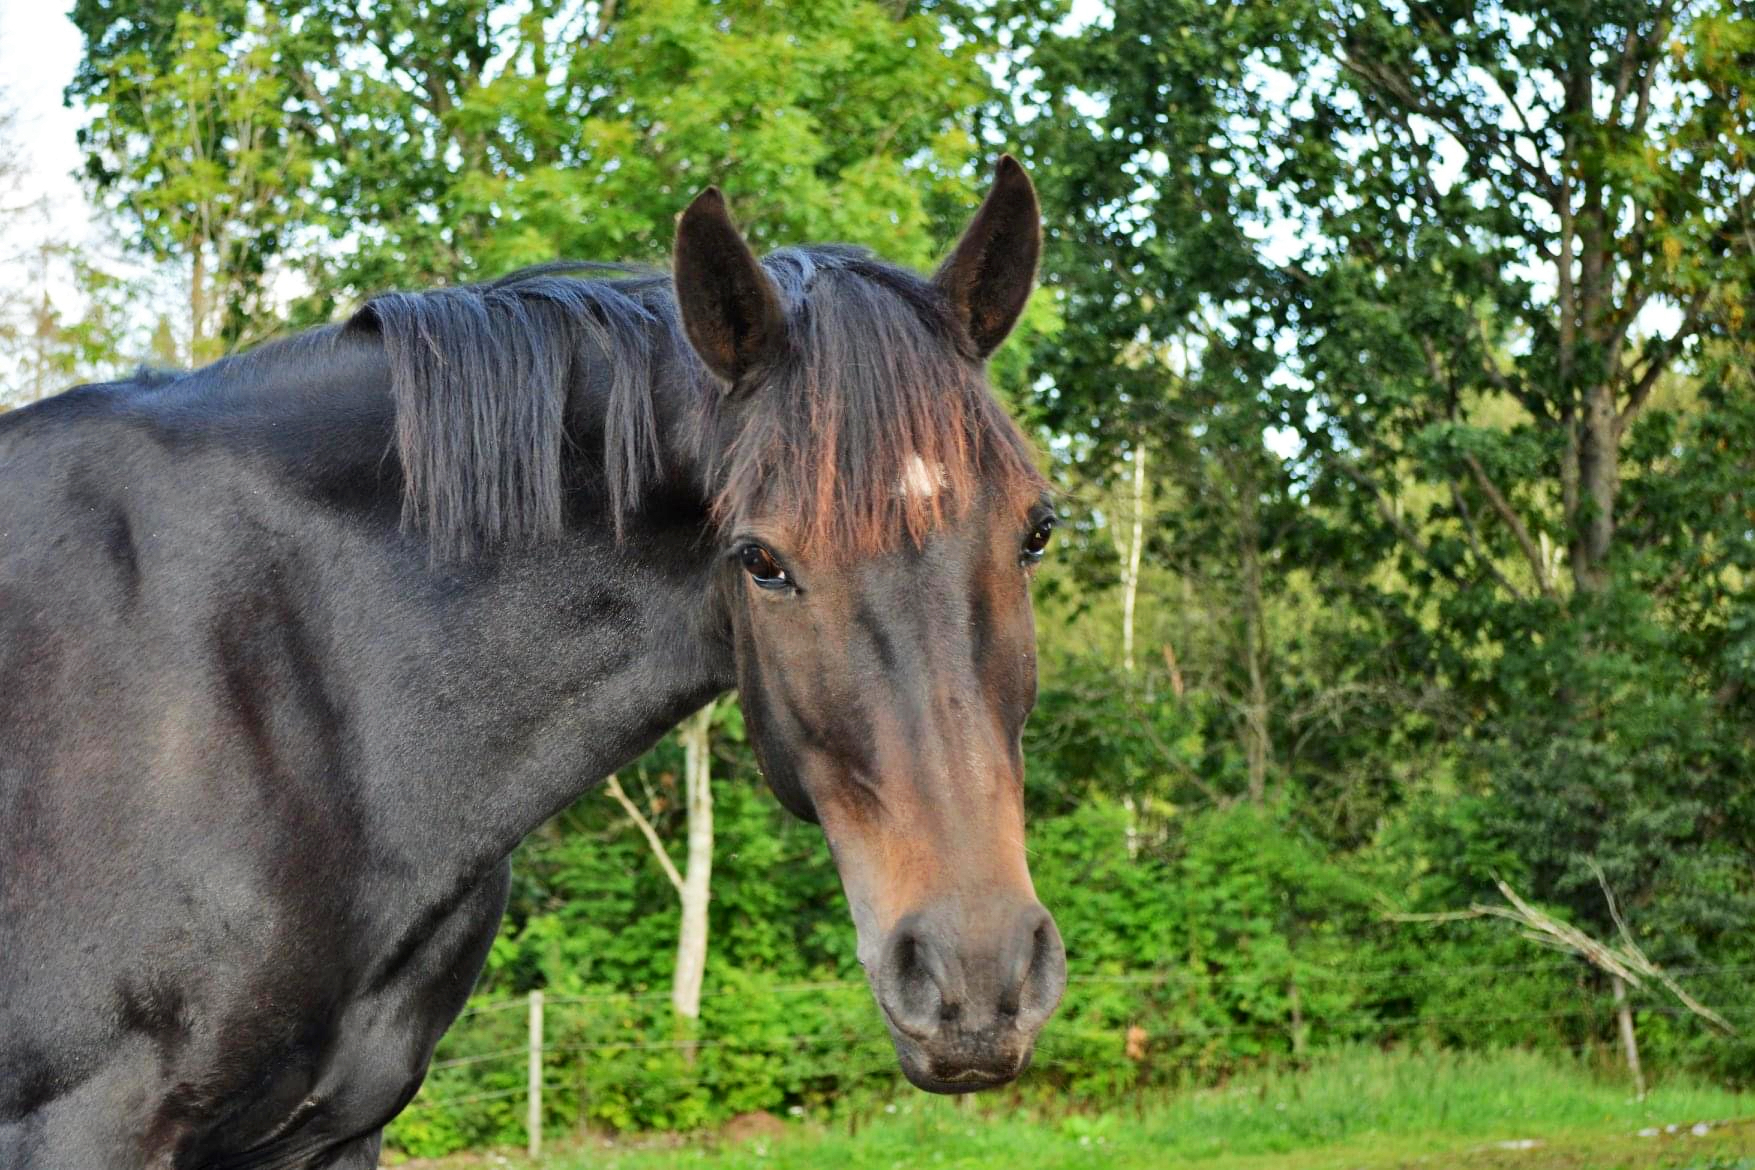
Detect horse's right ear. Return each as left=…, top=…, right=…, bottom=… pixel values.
left=673, top=187, right=786, bottom=389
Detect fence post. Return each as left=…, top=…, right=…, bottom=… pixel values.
left=527, top=989, right=544, bottom=1159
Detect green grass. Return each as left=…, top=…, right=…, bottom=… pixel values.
left=398, top=1047, right=1755, bottom=1170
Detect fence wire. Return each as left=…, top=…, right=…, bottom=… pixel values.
left=399, top=960, right=1754, bottom=1141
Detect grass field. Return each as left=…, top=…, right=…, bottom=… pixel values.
left=397, top=1048, right=1755, bottom=1170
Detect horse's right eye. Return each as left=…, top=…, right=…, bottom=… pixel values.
left=739, top=544, right=792, bottom=590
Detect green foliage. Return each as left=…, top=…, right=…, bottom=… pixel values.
left=72, top=6, right=312, bottom=358
left=264, top=0, right=1000, bottom=310
left=1022, top=0, right=1755, bottom=990
left=388, top=789, right=1751, bottom=1152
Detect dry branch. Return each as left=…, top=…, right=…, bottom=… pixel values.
left=1386, top=873, right=1735, bottom=1035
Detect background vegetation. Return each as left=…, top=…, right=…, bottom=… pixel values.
left=410, top=1047, right=1755, bottom=1170
left=2, top=0, right=1752, bottom=1161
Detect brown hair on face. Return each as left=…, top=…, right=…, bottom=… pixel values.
left=698, top=248, right=1047, bottom=561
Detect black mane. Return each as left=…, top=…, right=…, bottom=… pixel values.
left=352, top=248, right=1043, bottom=562
left=356, top=262, right=673, bottom=561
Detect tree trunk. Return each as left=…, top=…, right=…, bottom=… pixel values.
left=601, top=702, right=718, bottom=1051
left=1118, top=443, right=1148, bottom=856
left=28, top=292, right=50, bottom=404
left=189, top=244, right=207, bottom=365
left=1569, top=383, right=1619, bottom=595
left=1239, top=478, right=1270, bottom=804
left=1612, top=975, right=1646, bottom=1099
left=26, top=237, right=46, bottom=403
left=1162, top=640, right=1185, bottom=699
left=672, top=701, right=715, bottom=1036
left=1121, top=442, right=1147, bottom=675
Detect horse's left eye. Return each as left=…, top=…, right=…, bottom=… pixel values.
left=739, top=543, right=792, bottom=590
left=1022, top=519, right=1055, bottom=564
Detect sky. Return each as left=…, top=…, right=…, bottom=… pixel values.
left=2, top=3, right=91, bottom=249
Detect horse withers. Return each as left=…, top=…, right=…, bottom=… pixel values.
left=0, top=158, right=1064, bottom=1167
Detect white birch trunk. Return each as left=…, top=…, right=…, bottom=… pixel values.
left=1121, top=443, right=1147, bottom=675
left=602, top=699, right=718, bottom=1042
left=671, top=700, right=715, bottom=1026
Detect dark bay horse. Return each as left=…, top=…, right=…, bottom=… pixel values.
left=0, top=158, right=1065, bottom=1168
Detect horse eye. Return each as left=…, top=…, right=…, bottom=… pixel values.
left=1022, top=519, right=1055, bottom=564
left=739, top=544, right=792, bottom=590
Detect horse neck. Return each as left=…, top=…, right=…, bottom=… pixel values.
left=194, top=323, right=736, bottom=892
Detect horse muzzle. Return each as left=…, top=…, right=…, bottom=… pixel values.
left=871, top=897, right=1067, bottom=1093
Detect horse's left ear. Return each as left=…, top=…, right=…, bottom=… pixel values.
left=934, top=155, right=1041, bottom=360
left=674, top=187, right=787, bottom=388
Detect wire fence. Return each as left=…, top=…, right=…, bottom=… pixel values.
left=445, top=961, right=1755, bottom=1023
left=384, top=960, right=1755, bottom=1158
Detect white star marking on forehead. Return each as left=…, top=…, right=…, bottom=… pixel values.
left=898, top=454, right=947, bottom=499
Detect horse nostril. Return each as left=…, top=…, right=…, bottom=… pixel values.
left=998, top=904, right=1066, bottom=1030
left=879, top=918, right=955, bottom=1041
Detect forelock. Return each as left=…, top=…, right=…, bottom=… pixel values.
left=704, top=248, right=1044, bottom=558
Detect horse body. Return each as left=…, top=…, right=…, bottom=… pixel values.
left=0, top=339, right=730, bottom=1165
left=1, top=160, right=1065, bottom=1167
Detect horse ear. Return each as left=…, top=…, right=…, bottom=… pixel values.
left=673, top=187, right=786, bottom=388
left=933, top=155, right=1041, bottom=360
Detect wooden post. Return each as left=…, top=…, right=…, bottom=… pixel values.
left=1612, top=975, right=1646, bottom=1099
left=527, top=989, right=544, bottom=1158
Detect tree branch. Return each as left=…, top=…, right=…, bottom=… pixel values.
left=604, top=773, right=684, bottom=895
left=1477, top=60, right=1550, bottom=162
left=1462, top=452, right=1556, bottom=599
left=584, top=0, right=619, bottom=47
left=1628, top=2, right=1682, bottom=138
left=1617, top=288, right=1709, bottom=437
left=1338, top=459, right=1462, bottom=586
left=1121, top=689, right=1233, bottom=809
left=1386, top=871, right=1736, bottom=1035
left=1609, top=25, right=1641, bottom=118
left=1449, top=480, right=1529, bottom=601
left=1335, top=50, right=1558, bottom=199
left=1473, top=316, right=1553, bottom=422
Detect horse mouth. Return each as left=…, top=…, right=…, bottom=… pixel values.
left=884, top=1020, right=1036, bottom=1095
left=896, top=1054, right=1031, bottom=1095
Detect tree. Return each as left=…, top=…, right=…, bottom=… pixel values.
left=71, top=6, right=311, bottom=361
left=1021, top=0, right=1336, bottom=812
left=0, top=89, right=143, bottom=403
left=0, top=89, right=44, bottom=404
left=1028, top=0, right=1755, bottom=953
left=1246, top=0, right=1754, bottom=605
left=1270, top=0, right=1753, bottom=949
left=251, top=0, right=999, bottom=311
